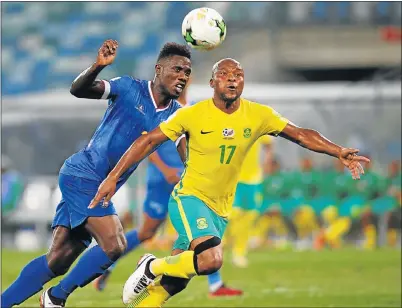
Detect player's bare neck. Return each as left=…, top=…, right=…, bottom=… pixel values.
left=212, top=97, right=240, bottom=115
left=151, top=81, right=171, bottom=108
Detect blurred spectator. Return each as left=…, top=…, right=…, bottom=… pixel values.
left=1, top=156, right=24, bottom=216
left=253, top=159, right=291, bottom=249
left=291, top=157, right=320, bottom=248
left=370, top=160, right=402, bottom=247
left=386, top=160, right=401, bottom=198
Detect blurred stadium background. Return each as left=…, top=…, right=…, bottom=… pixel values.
left=1, top=2, right=401, bottom=307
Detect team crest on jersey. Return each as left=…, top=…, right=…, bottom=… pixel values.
left=196, top=218, right=208, bottom=230
left=243, top=128, right=252, bottom=138
left=222, top=128, right=235, bottom=139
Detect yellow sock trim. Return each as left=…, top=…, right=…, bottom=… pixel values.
left=151, top=251, right=196, bottom=279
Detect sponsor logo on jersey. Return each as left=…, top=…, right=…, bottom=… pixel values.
left=222, top=128, right=235, bottom=139
left=201, top=130, right=214, bottom=134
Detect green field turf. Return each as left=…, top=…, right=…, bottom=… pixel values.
left=2, top=248, right=401, bottom=307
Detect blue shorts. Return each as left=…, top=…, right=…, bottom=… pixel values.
left=143, top=180, right=175, bottom=220
left=52, top=173, right=117, bottom=247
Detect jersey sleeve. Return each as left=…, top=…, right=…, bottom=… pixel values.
left=159, top=107, right=191, bottom=142
left=259, top=105, right=289, bottom=137
left=259, top=135, right=272, bottom=145
left=103, top=75, right=134, bottom=99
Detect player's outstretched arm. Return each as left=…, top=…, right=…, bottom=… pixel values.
left=279, top=122, right=370, bottom=179
left=88, top=128, right=169, bottom=208
left=70, top=39, right=118, bottom=99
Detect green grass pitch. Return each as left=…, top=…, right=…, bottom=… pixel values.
left=2, top=248, right=401, bottom=307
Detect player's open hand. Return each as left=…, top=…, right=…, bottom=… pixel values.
left=96, top=39, right=119, bottom=66
left=163, top=167, right=181, bottom=184
left=88, top=177, right=117, bottom=209
left=338, top=148, right=370, bottom=180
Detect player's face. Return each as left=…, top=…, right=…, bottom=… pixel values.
left=210, top=60, right=244, bottom=102
left=159, top=55, right=192, bottom=99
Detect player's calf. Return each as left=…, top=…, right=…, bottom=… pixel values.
left=160, top=275, right=190, bottom=296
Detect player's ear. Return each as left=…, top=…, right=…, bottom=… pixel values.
left=209, top=78, right=213, bottom=88
left=155, top=64, right=162, bottom=77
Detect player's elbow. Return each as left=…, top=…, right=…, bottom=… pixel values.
left=70, top=85, right=82, bottom=98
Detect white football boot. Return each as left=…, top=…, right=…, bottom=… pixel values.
left=122, top=253, right=157, bottom=305
left=39, top=288, right=65, bottom=307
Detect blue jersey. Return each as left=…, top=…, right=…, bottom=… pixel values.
left=60, top=77, right=181, bottom=189
left=146, top=140, right=184, bottom=185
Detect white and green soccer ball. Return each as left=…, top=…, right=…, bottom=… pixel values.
left=182, top=7, right=227, bottom=50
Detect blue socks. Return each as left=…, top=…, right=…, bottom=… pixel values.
left=51, top=245, right=114, bottom=300
left=124, top=229, right=141, bottom=254
left=51, top=230, right=140, bottom=300
left=207, top=271, right=223, bottom=292
left=1, top=255, right=55, bottom=308
left=1, top=230, right=142, bottom=305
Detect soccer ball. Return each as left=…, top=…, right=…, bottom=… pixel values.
left=182, top=7, right=226, bottom=50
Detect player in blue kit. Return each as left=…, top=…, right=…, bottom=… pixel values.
left=1, top=39, right=192, bottom=308
left=93, top=88, right=243, bottom=297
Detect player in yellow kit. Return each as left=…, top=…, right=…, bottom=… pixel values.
left=228, top=135, right=272, bottom=268
left=90, top=58, right=370, bottom=307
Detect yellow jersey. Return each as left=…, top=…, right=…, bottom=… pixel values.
left=238, top=135, right=271, bottom=184
left=159, top=98, right=288, bottom=218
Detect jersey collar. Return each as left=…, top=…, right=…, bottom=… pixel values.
left=148, top=81, right=172, bottom=112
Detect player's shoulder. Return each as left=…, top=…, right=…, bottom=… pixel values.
left=109, top=75, right=144, bottom=91
left=241, top=98, right=277, bottom=114
left=189, top=99, right=211, bottom=111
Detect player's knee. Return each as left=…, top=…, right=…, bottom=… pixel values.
left=46, top=248, right=78, bottom=276
left=197, top=249, right=223, bottom=274
left=193, top=237, right=223, bottom=275
left=103, top=234, right=127, bottom=261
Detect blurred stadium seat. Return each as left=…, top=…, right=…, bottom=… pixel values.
left=2, top=2, right=400, bottom=95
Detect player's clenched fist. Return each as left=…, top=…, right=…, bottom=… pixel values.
left=96, top=39, right=119, bottom=66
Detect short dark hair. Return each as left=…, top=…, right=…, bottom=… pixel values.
left=157, top=42, right=191, bottom=62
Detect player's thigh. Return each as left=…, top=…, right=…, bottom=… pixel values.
left=57, top=173, right=118, bottom=245
left=85, top=215, right=127, bottom=260
left=168, top=195, right=227, bottom=251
